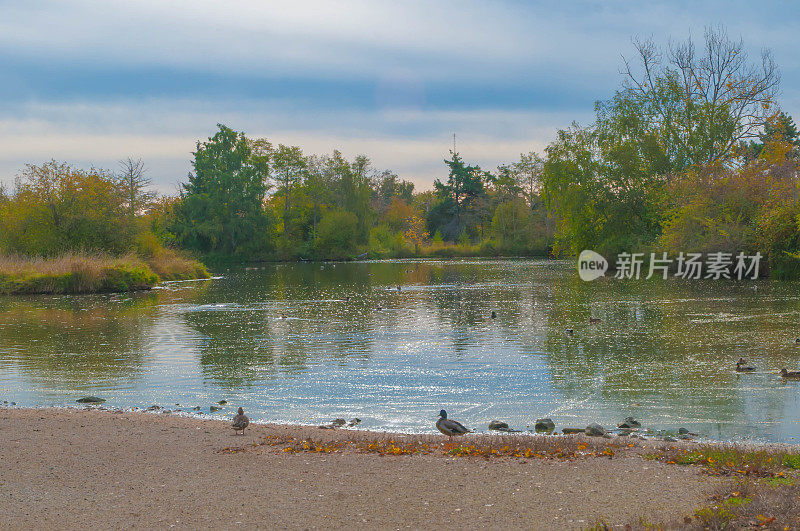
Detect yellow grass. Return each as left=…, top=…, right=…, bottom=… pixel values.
left=0, top=253, right=159, bottom=294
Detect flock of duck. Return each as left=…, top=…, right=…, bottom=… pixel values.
left=261, top=303, right=800, bottom=437
left=735, top=357, right=800, bottom=379
left=230, top=407, right=470, bottom=438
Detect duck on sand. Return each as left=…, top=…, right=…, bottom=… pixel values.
left=232, top=407, right=249, bottom=434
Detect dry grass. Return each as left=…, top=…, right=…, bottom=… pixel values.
left=134, top=232, right=208, bottom=281
left=626, top=444, right=800, bottom=530
left=0, top=252, right=120, bottom=277
left=649, top=443, right=800, bottom=478
left=0, top=252, right=158, bottom=294
left=221, top=431, right=620, bottom=461
left=146, top=247, right=209, bottom=281
left=683, top=478, right=800, bottom=530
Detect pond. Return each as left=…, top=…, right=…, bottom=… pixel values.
left=1, top=259, right=799, bottom=442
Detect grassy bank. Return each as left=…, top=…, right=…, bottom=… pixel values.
left=634, top=443, right=800, bottom=530
left=0, top=250, right=209, bottom=295
left=366, top=239, right=550, bottom=260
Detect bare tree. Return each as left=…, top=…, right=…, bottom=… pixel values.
left=118, top=158, right=156, bottom=217
left=513, top=152, right=544, bottom=210
left=621, top=25, right=781, bottom=165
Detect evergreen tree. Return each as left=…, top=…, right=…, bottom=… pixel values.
left=171, top=124, right=275, bottom=257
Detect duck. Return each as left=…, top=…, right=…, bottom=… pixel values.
left=735, top=358, right=755, bottom=372
left=565, top=329, right=574, bottom=336
left=279, top=312, right=287, bottom=320
left=436, top=410, right=471, bottom=439
left=491, top=311, right=496, bottom=319
left=780, top=368, right=800, bottom=379
left=589, top=317, right=601, bottom=324
left=231, top=407, right=250, bottom=435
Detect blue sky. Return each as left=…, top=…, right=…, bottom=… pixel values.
left=1, top=0, right=799, bottom=192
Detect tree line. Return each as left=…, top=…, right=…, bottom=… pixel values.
left=165, top=123, right=553, bottom=261
left=2, top=26, right=799, bottom=277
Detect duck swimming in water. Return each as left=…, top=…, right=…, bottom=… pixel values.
left=231, top=407, right=250, bottom=434
left=436, top=410, right=471, bottom=439
left=735, top=358, right=755, bottom=372
left=780, top=368, right=800, bottom=379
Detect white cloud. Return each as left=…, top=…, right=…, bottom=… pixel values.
left=0, top=99, right=578, bottom=192
left=2, top=0, right=800, bottom=196
left=0, top=0, right=719, bottom=82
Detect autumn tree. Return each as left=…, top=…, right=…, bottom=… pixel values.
left=620, top=25, right=780, bottom=168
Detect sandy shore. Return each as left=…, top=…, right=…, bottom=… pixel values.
left=0, top=408, right=723, bottom=530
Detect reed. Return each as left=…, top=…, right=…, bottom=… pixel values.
left=0, top=252, right=159, bottom=294
left=145, top=247, right=209, bottom=281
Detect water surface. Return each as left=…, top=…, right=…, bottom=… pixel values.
left=1, top=259, right=799, bottom=442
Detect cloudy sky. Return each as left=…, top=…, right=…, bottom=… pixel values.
left=2, top=0, right=799, bottom=192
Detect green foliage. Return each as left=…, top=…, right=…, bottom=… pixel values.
left=171, top=124, right=276, bottom=258
left=314, top=209, right=359, bottom=259
left=541, top=28, right=788, bottom=263
left=694, top=496, right=751, bottom=529
left=658, top=148, right=800, bottom=278
left=0, top=160, right=209, bottom=289
left=0, top=161, right=135, bottom=255
left=272, top=143, right=307, bottom=236
left=368, top=225, right=408, bottom=257
left=99, top=263, right=159, bottom=292
left=429, top=152, right=490, bottom=240
left=783, top=454, right=800, bottom=470
left=745, top=112, right=800, bottom=160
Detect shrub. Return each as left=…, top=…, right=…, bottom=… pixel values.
left=315, top=210, right=359, bottom=259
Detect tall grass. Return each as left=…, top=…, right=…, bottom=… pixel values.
left=143, top=247, right=209, bottom=281
left=134, top=232, right=209, bottom=281
left=0, top=253, right=159, bottom=294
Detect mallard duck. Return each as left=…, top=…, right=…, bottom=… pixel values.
left=436, top=410, right=471, bottom=439
left=231, top=407, right=249, bottom=434
left=780, top=368, right=800, bottom=379
left=491, top=311, right=496, bottom=319
left=565, top=329, right=574, bottom=336
left=736, top=358, right=755, bottom=372
left=589, top=317, right=601, bottom=324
